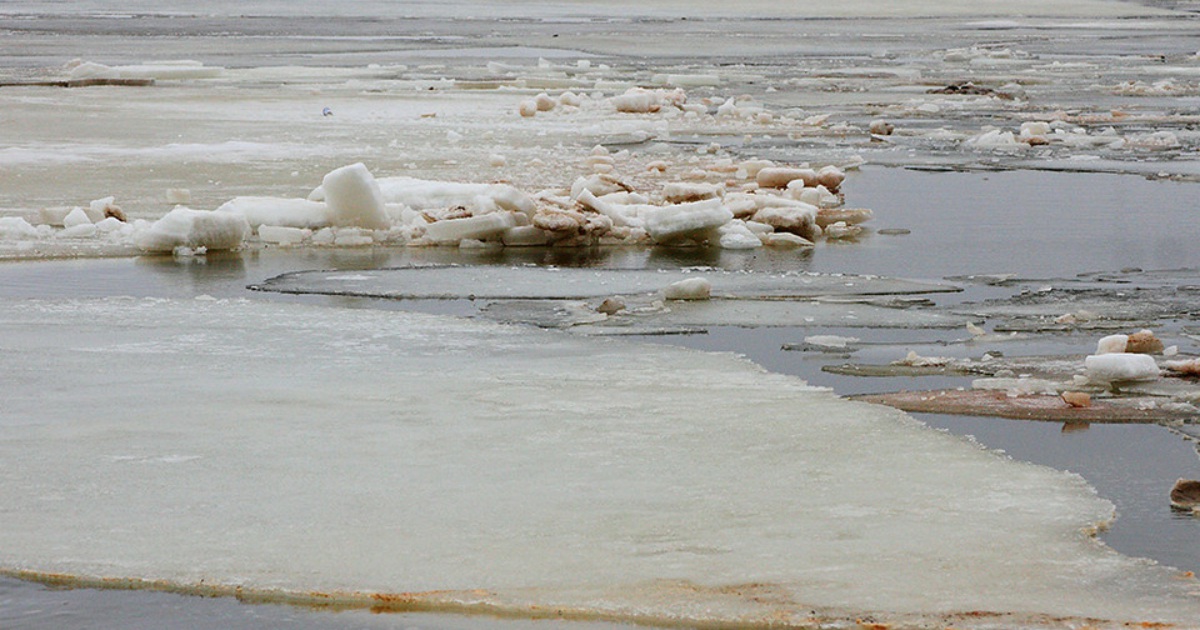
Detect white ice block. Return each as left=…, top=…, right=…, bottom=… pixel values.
left=321, top=163, right=391, bottom=230
left=134, top=207, right=250, bottom=252
left=1084, top=353, right=1160, bottom=382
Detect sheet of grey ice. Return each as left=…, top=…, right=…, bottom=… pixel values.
left=253, top=265, right=960, bottom=300
left=2, top=297, right=1200, bottom=626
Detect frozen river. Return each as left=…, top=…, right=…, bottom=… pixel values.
left=2, top=2, right=1200, bottom=629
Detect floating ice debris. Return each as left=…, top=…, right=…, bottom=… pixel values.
left=319, top=163, right=391, bottom=230
left=763, top=232, right=813, bottom=248
left=134, top=207, right=250, bottom=253
left=853, top=389, right=1193, bottom=425
left=1127, top=131, right=1182, bottom=150
left=0, top=217, right=42, bottom=240
left=750, top=200, right=818, bottom=241
left=894, top=350, right=953, bottom=367
left=804, top=335, right=860, bottom=349
left=1096, top=334, right=1128, bottom=355
left=756, top=167, right=817, bottom=189
left=1084, top=353, right=1160, bottom=384
left=966, top=128, right=1026, bottom=151
left=596, top=297, right=625, bottom=315
left=217, top=197, right=332, bottom=229
left=662, top=277, right=712, bottom=300
left=425, top=212, right=519, bottom=244
left=1126, top=329, right=1165, bottom=354
left=1165, top=358, right=1200, bottom=377
left=643, top=199, right=732, bottom=244
left=257, top=225, right=310, bottom=246
left=608, top=87, right=685, bottom=113
left=68, top=60, right=223, bottom=81
left=1061, top=391, right=1091, bottom=408
left=1170, top=479, right=1200, bottom=512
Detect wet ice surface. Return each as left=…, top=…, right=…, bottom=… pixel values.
left=3, top=296, right=1200, bottom=628
left=4, top=1, right=1200, bottom=628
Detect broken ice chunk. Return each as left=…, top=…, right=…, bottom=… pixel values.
left=62, top=207, right=92, bottom=229
left=424, top=213, right=519, bottom=244
left=321, top=163, right=390, bottom=230
left=1096, top=334, right=1128, bottom=355
left=642, top=199, right=732, bottom=244
left=804, top=335, right=860, bottom=349
left=134, top=207, right=250, bottom=253
left=217, top=197, right=332, bottom=229
left=1164, top=359, right=1200, bottom=377
left=1170, top=479, right=1200, bottom=513
left=751, top=201, right=818, bottom=241
left=1084, top=353, right=1160, bottom=383
left=663, top=278, right=712, bottom=300
left=717, top=221, right=763, bottom=250
left=756, top=167, right=817, bottom=189
left=1125, top=329, right=1165, bottom=354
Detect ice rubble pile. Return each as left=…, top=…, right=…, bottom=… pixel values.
left=966, top=120, right=1182, bottom=152
left=3, top=147, right=869, bottom=255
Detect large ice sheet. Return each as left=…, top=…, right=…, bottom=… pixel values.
left=1, top=298, right=1198, bottom=627
left=253, top=265, right=960, bottom=300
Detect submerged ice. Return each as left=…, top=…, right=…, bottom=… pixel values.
left=1, top=297, right=1199, bottom=627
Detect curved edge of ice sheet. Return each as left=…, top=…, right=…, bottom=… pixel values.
left=1, top=298, right=1199, bottom=628
left=250, top=265, right=963, bottom=300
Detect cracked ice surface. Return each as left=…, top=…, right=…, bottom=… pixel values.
left=1, top=297, right=1199, bottom=626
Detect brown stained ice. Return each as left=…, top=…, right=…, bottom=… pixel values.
left=852, top=390, right=1197, bottom=424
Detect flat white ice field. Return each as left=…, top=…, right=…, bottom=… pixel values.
left=2, top=297, right=1199, bottom=627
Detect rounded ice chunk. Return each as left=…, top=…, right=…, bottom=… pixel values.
left=134, top=206, right=250, bottom=253
left=663, top=277, right=712, bottom=300
left=1084, top=353, right=1159, bottom=383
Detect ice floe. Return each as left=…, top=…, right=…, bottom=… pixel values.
left=2, top=297, right=1200, bottom=627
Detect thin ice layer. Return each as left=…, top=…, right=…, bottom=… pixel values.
left=1, top=298, right=1198, bottom=626
left=480, top=298, right=966, bottom=330
left=253, top=265, right=960, bottom=300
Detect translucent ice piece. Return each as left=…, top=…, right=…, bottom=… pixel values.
left=1, top=298, right=1199, bottom=627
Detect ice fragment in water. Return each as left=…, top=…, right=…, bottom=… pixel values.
left=216, top=197, right=332, bottom=229
left=642, top=199, right=732, bottom=244
left=1096, top=334, right=1128, bottom=354
left=1084, top=353, right=1160, bottom=383
left=320, top=163, right=390, bottom=230
left=134, top=207, right=250, bottom=253
left=663, top=277, right=712, bottom=300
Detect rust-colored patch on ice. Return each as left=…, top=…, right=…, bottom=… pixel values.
left=851, top=389, right=1193, bottom=423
